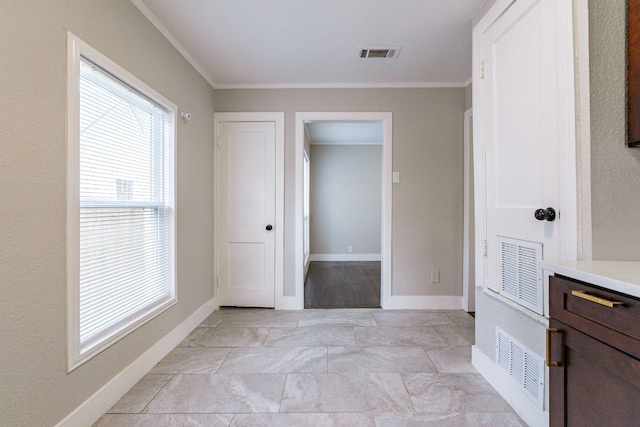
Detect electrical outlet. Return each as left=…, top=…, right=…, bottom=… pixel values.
left=431, top=270, right=440, bottom=283
left=348, top=246, right=353, bottom=253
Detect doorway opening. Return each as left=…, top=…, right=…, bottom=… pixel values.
left=303, top=121, right=382, bottom=308
left=294, top=112, right=392, bottom=310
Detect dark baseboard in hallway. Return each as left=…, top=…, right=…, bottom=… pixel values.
left=304, top=261, right=381, bottom=309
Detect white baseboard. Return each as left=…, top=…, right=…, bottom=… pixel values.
left=383, top=295, right=463, bottom=310
left=472, top=345, right=549, bottom=427
left=56, top=298, right=216, bottom=427
left=281, top=295, right=303, bottom=310
left=309, top=253, right=382, bottom=262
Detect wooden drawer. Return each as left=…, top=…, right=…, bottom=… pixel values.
left=549, top=275, right=640, bottom=360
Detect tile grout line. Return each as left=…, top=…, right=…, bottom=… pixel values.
left=136, top=374, right=175, bottom=415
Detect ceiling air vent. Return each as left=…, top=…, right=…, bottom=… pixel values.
left=359, top=48, right=401, bottom=59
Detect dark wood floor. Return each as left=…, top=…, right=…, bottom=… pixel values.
left=304, top=261, right=381, bottom=309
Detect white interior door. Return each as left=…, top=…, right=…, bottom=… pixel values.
left=218, top=121, right=276, bottom=307
left=479, top=0, right=575, bottom=315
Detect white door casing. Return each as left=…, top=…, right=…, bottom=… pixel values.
left=214, top=113, right=284, bottom=308
left=294, top=112, right=394, bottom=310
left=474, top=0, right=579, bottom=316
left=463, top=108, right=475, bottom=312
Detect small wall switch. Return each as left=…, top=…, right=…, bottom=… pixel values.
left=348, top=246, right=353, bottom=253
left=392, top=172, right=400, bottom=183
left=431, top=270, right=440, bottom=283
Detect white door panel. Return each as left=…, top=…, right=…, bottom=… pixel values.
left=481, top=0, right=571, bottom=313
left=218, top=121, right=276, bottom=307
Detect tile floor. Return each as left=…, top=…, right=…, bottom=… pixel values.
left=93, top=309, right=526, bottom=426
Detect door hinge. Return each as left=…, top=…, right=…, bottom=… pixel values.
left=216, top=136, right=220, bottom=149
left=216, top=276, right=220, bottom=287
left=480, top=61, right=485, bottom=80
left=482, top=239, right=488, bottom=256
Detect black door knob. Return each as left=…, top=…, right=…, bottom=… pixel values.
left=266, top=224, right=273, bottom=231
left=534, top=207, right=556, bottom=222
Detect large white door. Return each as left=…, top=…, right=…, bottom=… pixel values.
left=218, top=121, right=276, bottom=307
left=479, top=0, right=576, bottom=314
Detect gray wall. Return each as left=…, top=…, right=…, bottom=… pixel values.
left=0, top=1, right=215, bottom=425
left=215, top=88, right=465, bottom=297
left=589, top=0, right=640, bottom=260
left=310, top=145, right=382, bottom=255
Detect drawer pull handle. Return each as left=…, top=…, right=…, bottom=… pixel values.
left=546, top=328, right=562, bottom=367
left=571, top=290, right=623, bottom=308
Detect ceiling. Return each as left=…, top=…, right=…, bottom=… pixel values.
left=132, top=0, right=484, bottom=89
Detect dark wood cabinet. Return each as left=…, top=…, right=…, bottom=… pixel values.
left=549, top=275, right=640, bottom=426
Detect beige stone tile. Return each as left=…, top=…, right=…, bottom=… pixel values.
left=199, top=313, right=225, bottom=327
left=230, top=412, right=376, bottom=427
left=144, top=374, right=286, bottom=414
left=93, top=413, right=233, bottom=427
left=179, top=327, right=270, bottom=347
left=217, top=311, right=300, bottom=328
left=217, top=347, right=327, bottom=374
left=425, top=346, right=477, bottom=373
left=354, top=326, right=447, bottom=347
left=403, top=373, right=514, bottom=415
left=280, top=373, right=414, bottom=413
left=373, top=311, right=454, bottom=327
left=150, top=347, right=231, bottom=374
left=265, top=326, right=356, bottom=346
left=445, top=311, right=476, bottom=327
left=107, top=374, right=172, bottom=414
left=435, top=325, right=475, bottom=346
left=298, top=310, right=376, bottom=327
left=375, top=412, right=526, bottom=427
left=328, top=346, right=436, bottom=373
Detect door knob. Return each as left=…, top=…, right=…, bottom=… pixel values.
left=534, top=207, right=556, bottom=222
left=266, top=224, right=273, bottom=231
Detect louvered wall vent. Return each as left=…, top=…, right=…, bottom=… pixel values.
left=498, top=236, right=543, bottom=315
left=496, top=328, right=544, bottom=408
left=359, top=48, right=401, bottom=59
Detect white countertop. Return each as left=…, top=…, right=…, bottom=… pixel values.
left=540, top=260, right=640, bottom=298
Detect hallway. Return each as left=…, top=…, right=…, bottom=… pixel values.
left=94, top=309, right=524, bottom=426
left=304, top=261, right=381, bottom=309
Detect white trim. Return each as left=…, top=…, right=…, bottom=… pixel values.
left=473, top=0, right=517, bottom=34
left=556, top=0, right=580, bottom=263
left=383, top=296, right=462, bottom=310
left=55, top=298, right=215, bottom=427
left=213, top=81, right=469, bottom=90
left=281, top=296, right=302, bottom=310
left=295, top=112, right=393, bottom=310
left=471, top=0, right=517, bottom=289
left=309, top=141, right=382, bottom=146
left=66, top=32, right=82, bottom=374
left=574, top=0, right=592, bottom=261
left=213, top=112, right=285, bottom=310
left=462, top=108, right=474, bottom=312
left=66, top=32, right=178, bottom=371
left=472, top=13, right=489, bottom=291
left=310, top=254, right=382, bottom=262
left=472, top=345, right=549, bottom=427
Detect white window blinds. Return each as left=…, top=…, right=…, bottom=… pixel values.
left=67, top=35, right=176, bottom=370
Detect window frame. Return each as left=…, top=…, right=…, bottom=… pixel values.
left=66, top=32, right=177, bottom=371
